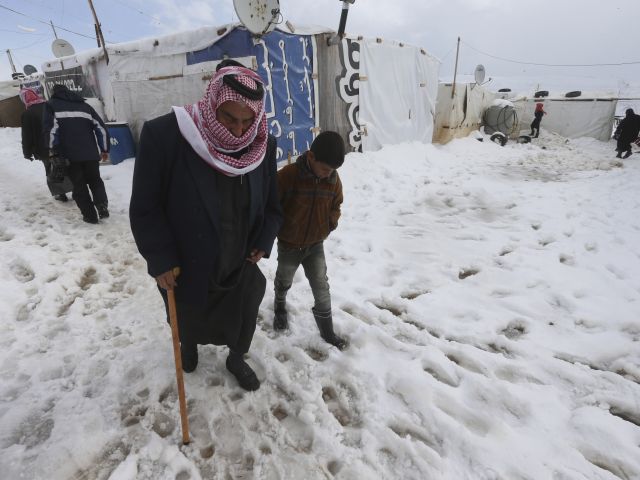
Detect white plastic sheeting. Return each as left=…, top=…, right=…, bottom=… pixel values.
left=358, top=39, right=439, bottom=151
left=512, top=98, right=617, bottom=141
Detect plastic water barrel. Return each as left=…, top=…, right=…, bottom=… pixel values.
left=106, top=122, right=136, bottom=165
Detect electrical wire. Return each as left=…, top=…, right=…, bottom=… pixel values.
left=3, top=37, right=50, bottom=51
left=0, top=2, right=99, bottom=42
left=462, top=40, right=640, bottom=67
left=109, top=0, right=165, bottom=26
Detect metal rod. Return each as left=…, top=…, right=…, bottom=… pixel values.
left=451, top=36, right=460, bottom=99
left=6, top=49, right=17, bottom=73
left=50, top=20, right=58, bottom=39
left=87, top=0, right=109, bottom=64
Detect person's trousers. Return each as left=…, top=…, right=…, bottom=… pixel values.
left=67, top=161, right=108, bottom=218
left=274, top=241, right=331, bottom=312
left=530, top=119, right=541, bottom=136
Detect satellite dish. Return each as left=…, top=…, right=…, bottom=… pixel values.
left=233, top=0, right=281, bottom=36
left=51, top=38, right=75, bottom=58
left=23, top=64, right=37, bottom=76
left=474, top=64, right=486, bottom=84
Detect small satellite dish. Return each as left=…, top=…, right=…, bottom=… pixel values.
left=52, top=38, right=75, bottom=58
left=23, top=64, right=37, bottom=76
left=474, top=64, right=485, bottom=85
left=233, top=0, right=281, bottom=36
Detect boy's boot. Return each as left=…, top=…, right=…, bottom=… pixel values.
left=623, top=149, right=632, bottom=159
left=312, top=307, right=347, bottom=350
left=274, top=300, right=288, bottom=331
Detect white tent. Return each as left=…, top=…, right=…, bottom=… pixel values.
left=39, top=23, right=441, bottom=159
left=510, top=94, right=617, bottom=141
left=358, top=38, right=439, bottom=151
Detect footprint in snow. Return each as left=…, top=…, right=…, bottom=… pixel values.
left=500, top=320, right=528, bottom=340
left=10, top=260, right=35, bottom=283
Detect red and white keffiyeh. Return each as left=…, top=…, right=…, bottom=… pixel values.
left=174, top=66, right=267, bottom=176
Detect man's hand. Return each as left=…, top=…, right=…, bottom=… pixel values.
left=156, top=268, right=178, bottom=290
left=246, top=249, right=265, bottom=264
left=100, top=152, right=109, bottom=162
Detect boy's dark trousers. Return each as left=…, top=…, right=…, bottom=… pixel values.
left=274, top=241, right=331, bottom=312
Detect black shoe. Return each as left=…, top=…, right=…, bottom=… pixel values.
left=226, top=353, right=260, bottom=391
left=96, top=203, right=110, bottom=219
left=83, top=215, right=99, bottom=224
left=616, top=153, right=622, bottom=158
left=54, top=193, right=68, bottom=202
left=181, top=342, right=198, bottom=373
left=623, top=151, right=632, bottom=159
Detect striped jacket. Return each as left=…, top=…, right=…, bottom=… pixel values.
left=43, top=86, right=109, bottom=162
left=277, top=153, right=343, bottom=248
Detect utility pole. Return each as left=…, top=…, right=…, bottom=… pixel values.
left=451, top=36, right=460, bottom=99
left=6, top=49, right=17, bottom=74
left=87, top=0, right=109, bottom=64
left=50, top=20, right=58, bottom=39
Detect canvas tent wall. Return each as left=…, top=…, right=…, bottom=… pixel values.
left=510, top=95, right=617, bottom=141
left=41, top=24, right=322, bottom=162
left=316, top=35, right=440, bottom=152
left=0, top=80, right=23, bottom=128
left=433, top=83, right=495, bottom=144
left=39, top=23, right=440, bottom=160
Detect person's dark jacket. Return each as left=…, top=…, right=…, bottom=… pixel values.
left=129, top=111, right=282, bottom=306
left=615, top=112, right=640, bottom=147
left=21, top=102, right=48, bottom=160
left=42, top=85, right=109, bottom=162
left=277, top=153, right=343, bottom=248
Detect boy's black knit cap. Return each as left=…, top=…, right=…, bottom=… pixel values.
left=311, top=131, right=345, bottom=168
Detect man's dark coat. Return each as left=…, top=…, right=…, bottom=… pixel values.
left=129, top=111, right=282, bottom=307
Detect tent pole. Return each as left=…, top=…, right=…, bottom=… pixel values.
left=451, top=37, right=460, bottom=99
left=87, top=0, right=110, bottom=64
left=6, top=49, right=17, bottom=74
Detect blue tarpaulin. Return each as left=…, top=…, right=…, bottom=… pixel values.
left=187, top=28, right=316, bottom=162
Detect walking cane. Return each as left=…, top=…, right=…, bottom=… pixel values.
left=167, top=268, right=190, bottom=445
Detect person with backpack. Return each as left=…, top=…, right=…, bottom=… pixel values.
left=43, top=84, right=110, bottom=224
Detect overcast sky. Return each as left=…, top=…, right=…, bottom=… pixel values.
left=1, top=0, right=639, bottom=92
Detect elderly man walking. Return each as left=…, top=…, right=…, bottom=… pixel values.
left=129, top=60, right=282, bottom=391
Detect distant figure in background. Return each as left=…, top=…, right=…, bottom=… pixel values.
left=20, top=87, right=70, bottom=202
left=273, top=131, right=347, bottom=350
left=43, top=84, right=110, bottom=224
left=529, top=102, right=546, bottom=138
left=613, top=108, right=640, bottom=159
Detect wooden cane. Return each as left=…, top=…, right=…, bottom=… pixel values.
left=167, top=268, right=190, bottom=445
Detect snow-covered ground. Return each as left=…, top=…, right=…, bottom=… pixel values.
left=0, top=127, right=639, bottom=480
